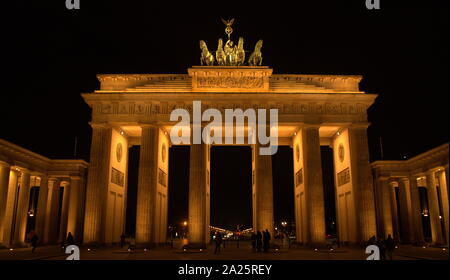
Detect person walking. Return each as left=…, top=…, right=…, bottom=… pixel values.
left=256, top=231, right=263, bottom=253
left=263, top=229, right=271, bottom=253
left=66, top=232, right=75, bottom=246
left=120, top=233, right=126, bottom=248
left=214, top=232, right=223, bottom=254
left=251, top=232, right=257, bottom=252
left=376, top=237, right=386, bottom=260
left=30, top=232, right=39, bottom=253
left=384, top=234, right=395, bottom=260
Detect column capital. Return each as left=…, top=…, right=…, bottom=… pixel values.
left=399, top=177, right=410, bottom=183
left=301, top=123, right=321, bottom=129
left=89, top=122, right=111, bottom=129
left=138, top=122, right=158, bottom=128
left=70, top=175, right=82, bottom=181
left=349, top=123, right=370, bottom=129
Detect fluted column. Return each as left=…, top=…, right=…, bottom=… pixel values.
left=348, top=126, right=377, bottom=243
left=13, top=170, right=31, bottom=245
left=44, top=178, right=60, bottom=244
left=188, top=143, right=209, bottom=248
left=59, top=182, right=71, bottom=242
left=83, top=124, right=112, bottom=244
left=136, top=125, right=159, bottom=245
left=302, top=126, right=325, bottom=245
left=437, top=170, right=449, bottom=246
left=398, top=177, right=413, bottom=243
left=0, top=161, right=11, bottom=244
left=425, top=170, right=443, bottom=245
left=67, top=176, right=83, bottom=242
left=254, top=142, right=274, bottom=237
left=35, top=175, right=48, bottom=243
left=409, top=176, right=424, bottom=244
left=377, top=177, right=393, bottom=238
left=2, top=168, right=18, bottom=246
left=389, top=180, right=401, bottom=242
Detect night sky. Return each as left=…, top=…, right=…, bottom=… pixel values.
left=2, top=1, right=448, bottom=232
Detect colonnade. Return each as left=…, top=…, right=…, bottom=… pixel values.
left=0, top=161, right=86, bottom=247
left=374, top=166, right=449, bottom=246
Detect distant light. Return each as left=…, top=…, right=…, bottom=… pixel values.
left=403, top=156, right=406, bottom=159
left=422, top=246, right=426, bottom=249
left=439, top=216, right=442, bottom=219
left=144, top=248, right=147, bottom=252
left=395, top=246, right=398, bottom=249
left=330, top=248, right=334, bottom=251
left=9, top=248, right=13, bottom=251
left=127, top=248, right=131, bottom=252
left=200, top=249, right=202, bottom=252
left=87, top=248, right=91, bottom=251
left=120, top=130, right=124, bottom=135
left=314, top=248, right=318, bottom=251
left=275, top=248, right=279, bottom=251
left=294, top=132, right=297, bottom=136
left=443, top=248, right=446, bottom=251
left=183, top=248, right=187, bottom=252
left=337, top=131, right=340, bottom=136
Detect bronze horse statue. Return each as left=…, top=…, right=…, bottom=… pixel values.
left=248, top=39, right=263, bottom=66
left=216, top=38, right=226, bottom=66
left=200, top=40, right=215, bottom=66
left=236, top=37, right=245, bottom=66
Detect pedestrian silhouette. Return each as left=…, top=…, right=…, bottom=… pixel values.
left=251, top=232, right=257, bottom=252
left=263, top=229, right=271, bottom=253
left=30, top=232, right=38, bottom=253
left=214, top=232, right=223, bottom=254
left=384, top=234, right=395, bottom=260
left=376, top=237, right=386, bottom=260
left=66, top=232, right=74, bottom=246
left=256, top=230, right=263, bottom=252
left=120, top=233, right=126, bottom=248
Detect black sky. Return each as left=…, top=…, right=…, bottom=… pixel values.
left=1, top=1, right=448, bottom=231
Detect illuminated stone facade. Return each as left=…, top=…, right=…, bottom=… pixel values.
left=82, top=66, right=378, bottom=247
left=372, top=143, right=449, bottom=246
left=0, top=139, right=87, bottom=247
left=1, top=67, right=447, bottom=249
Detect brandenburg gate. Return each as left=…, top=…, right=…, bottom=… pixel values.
left=81, top=60, right=377, bottom=247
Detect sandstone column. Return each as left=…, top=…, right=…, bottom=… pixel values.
left=398, top=177, right=413, bottom=243
left=35, top=175, right=48, bottom=243
left=188, top=143, right=210, bottom=248
left=348, top=126, right=377, bottom=243
left=67, top=176, right=83, bottom=243
left=409, top=176, right=424, bottom=244
left=254, top=142, right=274, bottom=237
left=425, top=170, right=443, bottom=245
left=136, top=125, right=159, bottom=245
left=0, top=161, right=10, bottom=244
left=13, top=170, right=31, bottom=245
left=301, top=126, right=325, bottom=246
left=59, top=182, right=71, bottom=242
left=377, top=177, right=393, bottom=238
left=44, top=177, right=60, bottom=244
left=437, top=170, right=449, bottom=246
left=389, top=180, right=401, bottom=242
left=83, top=124, right=112, bottom=244
left=2, top=168, right=18, bottom=246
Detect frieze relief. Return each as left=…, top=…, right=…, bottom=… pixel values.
left=94, top=101, right=368, bottom=117
left=197, top=76, right=264, bottom=89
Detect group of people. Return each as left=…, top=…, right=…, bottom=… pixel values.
left=367, top=234, right=396, bottom=260
left=251, top=229, right=271, bottom=253
left=25, top=230, right=75, bottom=253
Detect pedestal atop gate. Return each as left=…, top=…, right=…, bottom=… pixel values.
left=188, top=66, right=273, bottom=92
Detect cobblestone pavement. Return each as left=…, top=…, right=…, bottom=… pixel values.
left=0, top=242, right=448, bottom=260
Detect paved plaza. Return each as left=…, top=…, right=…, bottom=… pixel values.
left=0, top=241, right=447, bottom=260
